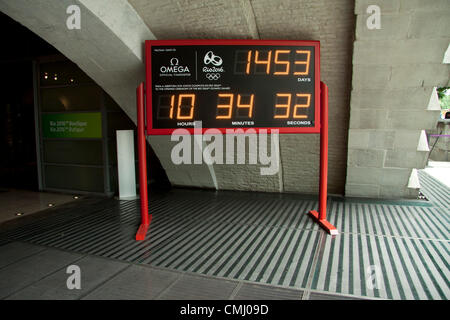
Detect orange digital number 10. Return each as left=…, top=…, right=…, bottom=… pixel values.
left=157, top=94, right=196, bottom=120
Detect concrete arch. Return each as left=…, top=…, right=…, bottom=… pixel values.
left=0, top=0, right=218, bottom=189
left=1, top=0, right=360, bottom=197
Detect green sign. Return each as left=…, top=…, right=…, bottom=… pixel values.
left=42, top=113, right=102, bottom=138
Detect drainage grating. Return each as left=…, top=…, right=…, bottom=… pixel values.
left=0, top=186, right=448, bottom=300
left=418, top=170, right=450, bottom=210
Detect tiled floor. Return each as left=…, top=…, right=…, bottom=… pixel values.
left=0, top=189, right=80, bottom=224
left=0, top=241, right=346, bottom=300
left=0, top=171, right=448, bottom=300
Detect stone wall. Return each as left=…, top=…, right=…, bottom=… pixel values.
left=346, top=0, right=449, bottom=198
left=129, top=0, right=356, bottom=195
left=3, top=0, right=448, bottom=198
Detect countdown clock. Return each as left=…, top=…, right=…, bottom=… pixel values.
left=136, top=39, right=338, bottom=240
left=145, top=39, right=320, bottom=134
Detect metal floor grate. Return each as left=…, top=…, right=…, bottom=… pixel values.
left=419, top=170, right=450, bottom=210
left=0, top=181, right=448, bottom=300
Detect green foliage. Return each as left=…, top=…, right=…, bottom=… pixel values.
left=437, top=87, right=450, bottom=110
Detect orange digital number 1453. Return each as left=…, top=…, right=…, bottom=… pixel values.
left=244, top=50, right=310, bottom=76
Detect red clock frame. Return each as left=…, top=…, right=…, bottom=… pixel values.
left=135, top=39, right=338, bottom=241
left=144, top=39, right=321, bottom=135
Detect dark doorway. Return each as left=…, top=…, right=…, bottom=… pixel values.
left=0, top=11, right=170, bottom=195
left=0, top=61, right=37, bottom=190
left=0, top=12, right=57, bottom=190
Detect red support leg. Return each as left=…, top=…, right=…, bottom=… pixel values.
left=308, top=82, right=338, bottom=236
left=135, top=83, right=152, bottom=240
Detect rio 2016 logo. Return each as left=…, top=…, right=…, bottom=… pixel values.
left=204, top=51, right=223, bottom=66
left=203, top=51, right=224, bottom=81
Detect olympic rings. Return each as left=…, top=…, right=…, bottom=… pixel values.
left=206, top=73, right=220, bottom=80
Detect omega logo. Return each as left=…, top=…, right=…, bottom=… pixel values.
left=160, top=57, right=190, bottom=73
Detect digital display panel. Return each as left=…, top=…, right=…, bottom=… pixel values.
left=145, top=40, right=320, bottom=134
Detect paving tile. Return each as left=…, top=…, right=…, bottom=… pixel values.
left=0, top=248, right=82, bottom=298
left=7, top=255, right=128, bottom=300
left=1, top=186, right=448, bottom=301
left=0, top=189, right=77, bottom=224
left=233, top=283, right=303, bottom=300
left=82, top=265, right=179, bottom=300
left=0, top=242, right=46, bottom=269
left=309, top=292, right=365, bottom=300
left=158, top=274, right=238, bottom=300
